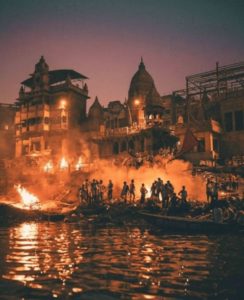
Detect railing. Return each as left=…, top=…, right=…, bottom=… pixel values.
left=102, top=123, right=171, bottom=137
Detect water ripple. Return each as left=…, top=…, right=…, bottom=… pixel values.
left=0, top=222, right=243, bottom=299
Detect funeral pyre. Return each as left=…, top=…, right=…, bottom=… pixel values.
left=15, top=184, right=40, bottom=210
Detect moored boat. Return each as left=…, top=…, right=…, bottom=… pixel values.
left=0, top=203, right=67, bottom=225
left=139, top=211, right=243, bottom=234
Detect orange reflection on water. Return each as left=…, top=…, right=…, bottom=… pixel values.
left=4, top=222, right=84, bottom=287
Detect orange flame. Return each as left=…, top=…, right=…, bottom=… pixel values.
left=60, top=157, right=69, bottom=170
left=75, top=157, right=82, bottom=171
left=43, top=160, right=53, bottom=173
left=15, top=185, right=40, bottom=210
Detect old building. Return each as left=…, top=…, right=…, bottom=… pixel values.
left=0, top=103, right=15, bottom=159
left=15, top=56, right=89, bottom=157
left=87, top=59, right=178, bottom=158
left=174, top=61, right=244, bottom=163
left=10, top=57, right=244, bottom=164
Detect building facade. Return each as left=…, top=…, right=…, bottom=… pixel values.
left=0, top=103, right=15, bottom=159
left=15, top=56, right=89, bottom=157
left=4, top=57, right=243, bottom=164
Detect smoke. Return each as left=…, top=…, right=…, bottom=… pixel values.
left=2, top=134, right=206, bottom=209
left=89, top=156, right=206, bottom=201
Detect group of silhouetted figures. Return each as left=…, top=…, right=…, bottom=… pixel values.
left=78, top=177, right=188, bottom=212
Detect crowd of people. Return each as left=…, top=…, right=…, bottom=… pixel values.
left=78, top=177, right=189, bottom=211
left=206, top=175, right=240, bottom=205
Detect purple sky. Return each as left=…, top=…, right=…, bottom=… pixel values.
left=0, top=0, right=243, bottom=106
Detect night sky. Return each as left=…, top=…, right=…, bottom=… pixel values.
left=0, top=0, right=244, bottom=106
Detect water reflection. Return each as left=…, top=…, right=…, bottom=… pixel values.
left=0, top=222, right=243, bottom=299
left=2, top=222, right=85, bottom=298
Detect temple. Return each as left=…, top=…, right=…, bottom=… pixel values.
left=0, top=57, right=243, bottom=166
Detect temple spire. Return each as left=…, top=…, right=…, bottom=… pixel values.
left=139, top=57, right=145, bottom=70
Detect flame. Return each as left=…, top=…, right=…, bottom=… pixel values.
left=15, top=185, right=40, bottom=210
left=43, top=160, right=53, bottom=173
left=60, top=157, right=69, bottom=170
left=75, top=157, right=82, bottom=171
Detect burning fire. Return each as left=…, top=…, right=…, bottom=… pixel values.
left=60, top=157, right=69, bottom=170
left=15, top=185, right=40, bottom=210
left=43, top=160, right=53, bottom=173
left=75, top=157, right=83, bottom=171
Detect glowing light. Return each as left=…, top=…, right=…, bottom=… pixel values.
left=60, top=157, right=69, bottom=170
left=43, top=160, right=53, bottom=173
left=75, top=157, right=83, bottom=171
left=59, top=99, right=67, bottom=109
left=134, top=99, right=140, bottom=106
left=15, top=185, right=40, bottom=210
left=19, top=223, right=38, bottom=239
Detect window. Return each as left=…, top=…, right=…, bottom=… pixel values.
left=62, top=116, right=67, bottom=123
left=197, top=138, right=205, bottom=152
left=224, top=112, right=233, bottom=132
left=234, top=110, right=243, bottom=131
left=31, top=141, right=41, bottom=151
left=213, top=138, right=219, bottom=152
left=44, top=117, right=49, bottom=124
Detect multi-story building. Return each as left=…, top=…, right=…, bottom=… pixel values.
left=10, top=57, right=244, bottom=164
left=0, top=103, right=15, bottom=159
left=15, top=56, right=89, bottom=157
left=174, top=61, right=244, bottom=163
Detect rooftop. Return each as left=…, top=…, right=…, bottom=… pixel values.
left=21, top=69, right=88, bottom=88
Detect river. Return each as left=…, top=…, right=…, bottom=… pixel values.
left=0, top=221, right=243, bottom=299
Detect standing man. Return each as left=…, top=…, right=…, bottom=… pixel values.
left=98, top=180, right=106, bottom=203
left=140, top=183, right=148, bottom=205
left=206, top=179, right=212, bottom=203
left=121, top=181, right=129, bottom=203
left=129, top=179, right=136, bottom=203
left=178, top=185, right=188, bottom=208
left=107, top=180, right=113, bottom=201
left=212, top=182, right=219, bottom=206
left=156, top=178, right=163, bottom=201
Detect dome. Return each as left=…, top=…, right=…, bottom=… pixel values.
left=128, top=58, right=161, bottom=105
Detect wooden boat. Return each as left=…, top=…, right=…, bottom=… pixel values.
left=0, top=203, right=67, bottom=225
left=138, top=211, right=243, bottom=234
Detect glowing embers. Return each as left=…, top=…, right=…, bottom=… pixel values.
left=43, top=160, right=53, bottom=173
left=15, top=185, right=40, bottom=210
left=60, top=157, right=69, bottom=170
left=75, top=157, right=83, bottom=171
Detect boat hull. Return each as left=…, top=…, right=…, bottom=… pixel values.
left=139, top=211, right=242, bottom=234
left=0, top=203, right=66, bottom=225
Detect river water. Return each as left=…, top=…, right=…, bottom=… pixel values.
left=0, top=221, right=243, bottom=300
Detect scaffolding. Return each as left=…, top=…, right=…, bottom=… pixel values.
left=174, top=61, right=244, bottom=99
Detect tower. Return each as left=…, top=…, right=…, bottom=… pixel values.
left=32, top=56, right=49, bottom=91
left=128, top=58, right=161, bottom=125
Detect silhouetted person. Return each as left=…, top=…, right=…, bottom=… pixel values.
left=140, top=183, right=148, bottom=204
left=206, top=179, right=212, bottom=203
left=169, top=192, right=178, bottom=213
left=178, top=186, right=187, bottom=203
left=107, top=180, right=113, bottom=201
left=121, top=181, right=129, bottom=203
left=129, top=179, right=136, bottom=202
